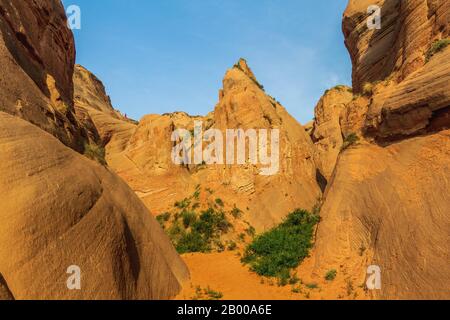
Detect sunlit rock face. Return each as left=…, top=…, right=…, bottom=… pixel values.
left=307, top=0, right=450, bottom=300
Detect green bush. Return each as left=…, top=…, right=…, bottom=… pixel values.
left=227, top=241, right=237, bottom=251
left=241, top=209, right=320, bottom=278
left=306, top=283, right=319, bottom=289
left=181, top=211, right=197, bottom=228
left=83, top=142, right=106, bottom=166
left=176, top=231, right=209, bottom=254
left=215, top=198, right=224, bottom=207
left=245, top=226, right=256, bottom=238
left=156, top=212, right=171, bottom=227
left=205, top=287, right=223, bottom=300
left=231, top=205, right=242, bottom=218
left=174, top=198, right=191, bottom=209
left=425, top=39, right=450, bottom=62
left=325, top=269, right=337, bottom=281
left=341, top=133, right=360, bottom=151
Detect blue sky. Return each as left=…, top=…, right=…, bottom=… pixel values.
left=63, top=0, right=351, bottom=124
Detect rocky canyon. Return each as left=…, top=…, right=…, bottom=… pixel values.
left=0, top=0, right=448, bottom=300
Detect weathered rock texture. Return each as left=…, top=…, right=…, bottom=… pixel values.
left=0, top=0, right=189, bottom=300
left=0, top=0, right=86, bottom=151
left=343, top=0, right=450, bottom=92
left=73, top=65, right=136, bottom=146
left=0, top=112, right=189, bottom=300
left=309, top=86, right=353, bottom=179
left=306, top=0, right=450, bottom=300
left=102, top=59, right=321, bottom=231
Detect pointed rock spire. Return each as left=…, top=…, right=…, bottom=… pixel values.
left=233, top=58, right=257, bottom=81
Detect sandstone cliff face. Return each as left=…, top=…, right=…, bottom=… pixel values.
left=343, top=0, right=450, bottom=141
left=0, top=0, right=189, bottom=300
left=343, top=0, right=450, bottom=92
left=103, top=59, right=321, bottom=231
left=0, top=112, right=189, bottom=300
left=73, top=64, right=137, bottom=148
left=0, top=0, right=85, bottom=151
left=309, top=86, right=353, bottom=180
left=306, top=0, right=450, bottom=299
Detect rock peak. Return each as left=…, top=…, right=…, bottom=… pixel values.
left=233, top=58, right=257, bottom=81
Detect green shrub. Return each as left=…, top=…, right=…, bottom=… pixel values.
left=181, top=211, right=197, bottom=228
left=215, top=198, right=224, bottom=207
left=231, top=205, right=243, bottom=218
left=227, top=241, right=237, bottom=251
left=292, top=287, right=301, bottom=294
left=306, top=283, right=319, bottom=290
left=425, top=39, right=450, bottom=62
left=277, top=269, right=290, bottom=287
left=289, top=274, right=300, bottom=285
left=245, top=226, right=256, bottom=238
left=204, top=287, right=223, bottom=300
left=156, top=212, right=171, bottom=227
left=192, top=189, right=200, bottom=200
left=174, top=198, right=190, bottom=209
left=241, top=209, right=320, bottom=278
left=325, top=269, right=337, bottom=281
left=176, top=231, right=209, bottom=254
left=83, top=142, right=106, bottom=166
left=193, top=208, right=229, bottom=237
left=341, top=133, right=360, bottom=151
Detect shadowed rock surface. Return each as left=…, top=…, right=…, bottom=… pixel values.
left=0, top=0, right=189, bottom=300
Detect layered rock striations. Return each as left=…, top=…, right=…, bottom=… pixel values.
left=306, top=0, right=450, bottom=299
left=100, top=59, right=322, bottom=231
left=0, top=0, right=189, bottom=300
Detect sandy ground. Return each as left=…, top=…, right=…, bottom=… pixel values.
left=175, top=250, right=369, bottom=300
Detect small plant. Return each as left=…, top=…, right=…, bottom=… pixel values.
left=174, top=198, right=191, bottom=209
left=192, top=189, right=200, bottom=200
left=192, top=286, right=223, bottom=300
left=245, top=226, right=256, bottom=238
left=289, top=274, right=300, bottom=285
left=156, top=212, right=171, bottom=227
left=346, top=280, right=354, bottom=296
left=425, top=39, right=450, bottom=62
left=306, top=283, right=319, bottom=290
left=215, top=198, right=224, bottom=207
left=227, top=241, right=237, bottom=251
left=292, top=287, right=301, bottom=294
left=362, top=82, right=373, bottom=96
left=325, top=269, right=337, bottom=281
left=231, top=205, right=242, bottom=219
left=277, top=269, right=290, bottom=287
left=181, top=211, right=197, bottom=228
left=83, top=142, right=106, bottom=165
left=359, top=244, right=367, bottom=256
left=341, top=133, right=360, bottom=151
left=204, top=287, right=223, bottom=300
left=325, top=85, right=352, bottom=95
